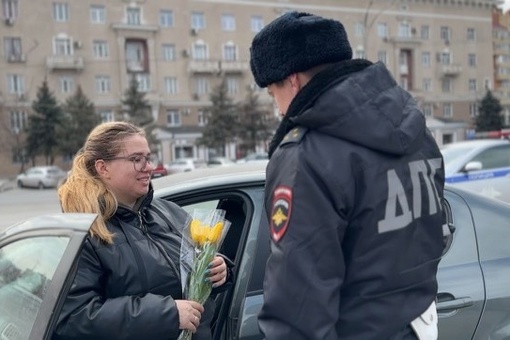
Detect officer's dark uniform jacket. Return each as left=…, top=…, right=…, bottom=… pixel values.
left=53, top=188, right=232, bottom=340
left=259, top=60, right=446, bottom=340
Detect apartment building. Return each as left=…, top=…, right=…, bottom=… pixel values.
left=0, top=0, right=500, bottom=176
left=493, top=8, right=510, bottom=126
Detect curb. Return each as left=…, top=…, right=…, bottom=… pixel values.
left=0, top=179, right=15, bottom=193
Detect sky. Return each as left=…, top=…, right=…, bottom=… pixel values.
left=503, top=0, right=510, bottom=12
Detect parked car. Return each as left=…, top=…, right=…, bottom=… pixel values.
left=207, top=157, right=235, bottom=167
left=236, top=152, right=269, bottom=164
left=164, top=158, right=206, bottom=174
left=2, top=163, right=510, bottom=339
left=16, top=166, right=68, bottom=189
left=440, top=139, right=510, bottom=204
left=150, top=163, right=168, bottom=179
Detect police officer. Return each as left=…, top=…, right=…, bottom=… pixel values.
left=250, top=11, right=445, bottom=340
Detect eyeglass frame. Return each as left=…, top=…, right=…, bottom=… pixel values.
left=104, top=154, right=153, bottom=172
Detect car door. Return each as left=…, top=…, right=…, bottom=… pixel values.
left=0, top=213, right=96, bottom=340
left=159, top=184, right=266, bottom=340
left=436, top=189, right=485, bottom=339
left=450, top=144, right=510, bottom=203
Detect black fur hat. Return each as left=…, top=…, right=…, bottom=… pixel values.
left=250, top=11, right=352, bottom=88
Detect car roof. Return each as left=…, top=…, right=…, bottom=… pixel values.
left=152, top=162, right=267, bottom=196
left=441, top=139, right=509, bottom=149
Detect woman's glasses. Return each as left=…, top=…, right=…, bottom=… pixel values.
left=105, top=155, right=152, bottom=172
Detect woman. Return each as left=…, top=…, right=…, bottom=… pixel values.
left=54, top=121, right=232, bottom=339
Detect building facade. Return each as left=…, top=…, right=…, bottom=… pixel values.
left=0, top=0, right=501, bottom=176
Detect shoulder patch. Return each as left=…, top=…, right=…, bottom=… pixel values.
left=270, top=185, right=293, bottom=243
left=279, top=126, right=308, bottom=147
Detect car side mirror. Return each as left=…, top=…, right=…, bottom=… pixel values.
left=462, top=161, right=482, bottom=172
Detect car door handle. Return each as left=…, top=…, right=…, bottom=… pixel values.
left=436, top=292, right=473, bottom=312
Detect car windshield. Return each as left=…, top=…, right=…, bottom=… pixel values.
left=441, top=145, right=476, bottom=167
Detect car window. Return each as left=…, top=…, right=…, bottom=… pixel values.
left=0, top=236, right=70, bottom=339
left=441, top=145, right=474, bottom=167
left=470, top=145, right=510, bottom=170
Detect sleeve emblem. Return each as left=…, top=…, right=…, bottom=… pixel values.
left=270, top=185, right=292, bottom=242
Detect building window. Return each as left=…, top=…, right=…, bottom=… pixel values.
left=53, top=2, right=69, bottom=22
left=354, top=22, right=364, bottom=37
left=440, top=26, right=451, bottom=41
left=468, top=53, right=476, bottom=67
left=54, top=37, right=72, bottom=56
left=226, top=77, right=238, bottom=95
left=95, top=75, right=111, bottom=94
left=469, top=102, right=478, bottom=117
left=10, top=110, right=27, bottom=132
left=90, top=5, right=105, bottom=23
left=422, top=104, right=433, bottom=117
left=251, top=15, right=263, bottom=33
left=7, top=74, right=24, bottom=94
left=198, top=110, right=208, bottom=126
left=223, top=43, right=237, bottom=61
left=420, top=25, right=429, bottom=40
left=442, top=78, right=452, bottom=93
left=99, top=110, right=114, bottom=122
left=164, top=77, right=178, bottom=94
left=377, top=23, right=388, bottom=38
left=59, top=76, right=74, bottom=94
left=443, top=103, right=453, bottom=118
left=192, top=42, right=207, bottom=60
left=438, top=52, right=451, bottom=65
left=93, top=40, right=109, bottom=59
left=400, top=77, right=408, bottom=91
left=195, top=77, right=209, bottom=95
left=126, top=7, right=141, bottom=25
left=159, top=9, right=173, bottom=27
left=133, top=74, right=150, bottom=92
left=4, top=37, right=22, bottom=61
left=377, top=51, right=387, bottom=64
left=191, top=11, right=205, bottom=29
left=3, top=0, right=18, bottom=19
left=166, top=110, right=181, bottom=127
left=423, top=78, right=432, bottom=92
left=398, top=22, right=411, bottom=37
left=221, top=14, right=235, bottom=31
left=162, top=44, right=175, bottom=61
left=421, top=52, right=431, bottom=67
left=468, top=79, right=477, bottom=92
left=467, top=28, right=475, bottom=41
left=354, top=48, right=365, bottom=59
left=125, top=40, right=146, bottom=72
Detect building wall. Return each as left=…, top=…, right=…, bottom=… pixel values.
left=0, top=0, right=499, bottom=176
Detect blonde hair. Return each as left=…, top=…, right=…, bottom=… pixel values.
left=58, top=121, right=145, bottom=244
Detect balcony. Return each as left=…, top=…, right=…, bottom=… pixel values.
left=46, top=56, right=84, bottom=71
left=388, top=35, right=422, bottom=46
left=6, top=54, right=25, bottom=63
left=220, top=61, right=249, bottom=73
left=188, top=60, right=220, bottom=74
left=437, top=63, right=462, bottom=77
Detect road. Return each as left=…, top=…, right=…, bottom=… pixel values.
left=0, top=187, right=61, bottom=231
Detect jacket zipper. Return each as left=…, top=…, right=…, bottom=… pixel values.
left=138, top=211, right=181, bottom=283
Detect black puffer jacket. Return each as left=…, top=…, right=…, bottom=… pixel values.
left=259, top=60, right=445, bottom=339
left=53, top=189, right=229, bottom=340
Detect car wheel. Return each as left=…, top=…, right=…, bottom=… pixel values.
left=17, top=180, right=24, bottom=188
left=38, top=182, right=45, bottom=190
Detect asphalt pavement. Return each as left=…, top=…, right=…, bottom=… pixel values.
left=0, top=178, right=15, bottom=192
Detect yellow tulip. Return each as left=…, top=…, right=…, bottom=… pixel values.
left=208, top=222, right=224, bottom=243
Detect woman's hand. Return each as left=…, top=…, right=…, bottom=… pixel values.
left=175, top=300, right=204, bottom=333
left=208, top=256, right=227, bottom=288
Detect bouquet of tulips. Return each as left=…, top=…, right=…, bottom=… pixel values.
left=178, top=209, right=231, bottom=340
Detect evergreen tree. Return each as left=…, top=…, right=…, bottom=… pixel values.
left=198, top=79, right=237, bottom=156
left=25, top=80, right=64, bottom=165
left=475, top=90, right=503, bottom=132
left=237, top=86, right=277, bottom=155
left=121, top=77, right=158, bottom=151
left=59, top=86, right=100, bottom=158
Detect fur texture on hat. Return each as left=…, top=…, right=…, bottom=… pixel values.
left=250, top=11, right=352, bottom=88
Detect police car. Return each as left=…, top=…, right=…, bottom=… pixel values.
left=441, top=138, right=510, bottom=204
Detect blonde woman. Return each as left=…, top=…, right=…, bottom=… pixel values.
left=54, top=121, right=232, bottom=339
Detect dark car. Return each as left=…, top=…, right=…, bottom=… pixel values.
left=1, top=163, right=510, bottom=339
